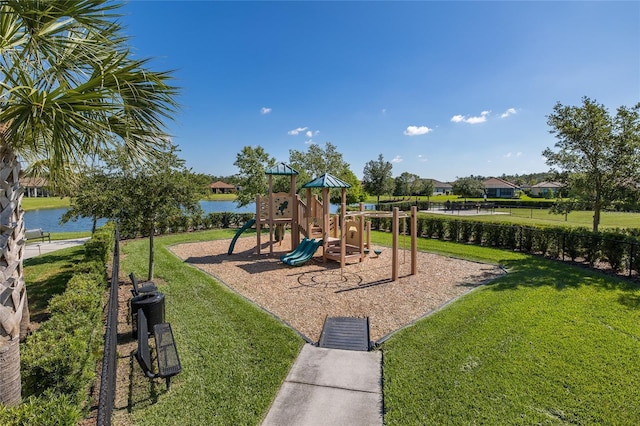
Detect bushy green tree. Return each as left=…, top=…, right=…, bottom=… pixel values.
left=362, top=154, right=394, bottom=204
left=233, top=146, right=276, bottom=206
left=289, top=142, right=362, bottom=203
left=543, top=97, right=640, bottom=231
left=452, top=177, right=485, bottom=198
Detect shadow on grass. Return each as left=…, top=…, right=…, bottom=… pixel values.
left=487, top=255, right=640, bottom=300
left=25, top=249, right=84, bottom=317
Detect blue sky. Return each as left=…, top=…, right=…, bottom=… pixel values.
left=121, top=1, right=639, bottom=182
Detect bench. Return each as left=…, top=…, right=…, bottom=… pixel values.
left=129, top=272, right=158, bottom=297
left=135, top=309, right=182, bottom=390
left=25, top=228, right=50, bottom=243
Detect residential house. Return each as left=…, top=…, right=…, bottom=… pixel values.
left=209, top=181, right=236, bottom=194
left=429, top=179, right=453, bottom=195
left=20, top=177, right=50, bottom=197
left=483, top=177, right=519, bottom=198
left=530, top=181, right=563, bottom=197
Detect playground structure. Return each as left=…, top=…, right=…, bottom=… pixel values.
left=232, top=162, right=417, bottom=281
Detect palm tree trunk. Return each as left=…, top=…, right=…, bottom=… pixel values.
left=0, top=146, right=27, bottom=406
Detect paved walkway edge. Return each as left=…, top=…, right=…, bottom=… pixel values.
left=262, top=344, right=383, bottom=426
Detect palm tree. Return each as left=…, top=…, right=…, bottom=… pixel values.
left=0, top=1, right=178, bottom=405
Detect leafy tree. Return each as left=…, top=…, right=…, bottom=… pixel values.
left=419, top=179, right=435, bottom=199
left=362, top=154, right=393, bottom=204
left=549, top=198, right=584, bottom=221
left=394, top=172, right=420, bottom=197
left=543, top=97, right=640, bottom=232
left=233, top=146, right=276, bottom=206
left=62, top=147, right=204, bottom=279
left=118, top=148, right=204, bottom=279
left=452, top=177, right=485, bottom=198
left=0, top=1, right=177, bottom=405
left=61, top=167, right=122, bottom=234
left=289, top=142, right=362, bottom=203
left=336, top=168, right=366, bottom=205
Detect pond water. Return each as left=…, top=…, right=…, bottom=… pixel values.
left=24, top=200, right=372, bottom=233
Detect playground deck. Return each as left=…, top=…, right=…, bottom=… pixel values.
left=170, top=236, right=505, bottom=343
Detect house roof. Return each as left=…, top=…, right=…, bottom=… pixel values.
left=302, top=173, right=351, bottom=189
left=209, top=181, right=236, bottom=189
left=428, top=179, right=453, bottom=188
left=19, top=177, right=48, bottom=187
left=483, top=177, right=518, bottom=189
left=531, top=181, right=563, bottom=189
left=265, top=162, right=299, bottom=176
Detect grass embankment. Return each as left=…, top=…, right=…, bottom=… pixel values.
left=428, top=207, right=640, bottom=230
left=21, top=197, right=70, bottom=211
left=120, top=230, right=303, bottom=425
left=24, top=229, right=640, bottom=424
left=371, top=232, right=640, bottom=424
left=24, top=246, right=86, bottom=321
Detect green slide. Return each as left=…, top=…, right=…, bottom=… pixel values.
left=281, top=239, right=323, bottom=266
left=227, top=218, right=256, bottom=255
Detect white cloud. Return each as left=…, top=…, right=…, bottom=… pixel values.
left=403, top=125, right=433, bottom=136
left=418, top=154, right=428, bottom=162
left=304, top=139, right=314, bottom=145
left=260, top=107, right=272, bottom=115
left=503, top=151, right=523, bottom=159
left=288, top=126, right=308, bottom=136
left=305, top=130, right=313, bottom=138
left=451, top=110, right=490, bottom=124
left=381, top=108, right=387, bottom=115
left=500, top=108, right=517, bottom=118
left=391, top=155, right=403, bottom=163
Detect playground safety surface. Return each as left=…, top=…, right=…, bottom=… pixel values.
left=171, top=235, right=505, bottom=343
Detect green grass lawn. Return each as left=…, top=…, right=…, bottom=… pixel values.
left=421, top=208, right=640, bottom=230
left=371, top=232, right=640, bottom=424
left=120, top=230, right=303, bottom=425
left=21, top=197, right=71, bottom=211
left=24, top=245, right=86, bottom=321
left=23, top=229, right=640, bottom=424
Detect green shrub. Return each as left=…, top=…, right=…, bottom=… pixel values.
left=460, top=221, right=473, bottom=242
left=472, top=222, right=483, bottom=245
left=22, top=276, right=103, bottom=404
left=0, top=391, right=81, bottom=426
left=582, top=234, right=601, bottom=266
left=21, top=223, right=114, bottom=412
left=563, top=228, right=586, bottom=261
left=446, top=220, right=460, bottom=242
left=600, top=232, right=626, bottom=272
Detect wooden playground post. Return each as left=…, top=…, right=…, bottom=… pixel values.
left=268, top=174, right=274, bottom=254
left=392, top=207, right=399, bottom=281
left=291, top=173, right=298, bottom=249
left=411, top=205, right=417, bottom=276
left=256, top=194, right=262, bottom=254
left=340, top=188, right=346, bottom=271
left=322, top=187, right=330, bottom=262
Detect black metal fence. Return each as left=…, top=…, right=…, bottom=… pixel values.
left=97, top=228, right=120, bottom=426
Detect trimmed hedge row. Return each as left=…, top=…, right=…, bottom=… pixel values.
left=8, top=222, right=116, bottom=423
left=120, top=211, right=255, bottom=239
left=374, top=199, right=557, bottom=212
left=370, top=215, right=640, bottom=276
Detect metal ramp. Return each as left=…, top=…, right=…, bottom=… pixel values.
left=318, top=317, right=371, bottom=351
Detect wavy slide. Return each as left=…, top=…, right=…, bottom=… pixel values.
left=227, top=218, right=256, bottom=255
left=280, top=238, right=323, bottom=266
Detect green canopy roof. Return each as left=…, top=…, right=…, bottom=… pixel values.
left=302, top=173, right=351, bottom=189
left=265, top=162, right=299, bottom=176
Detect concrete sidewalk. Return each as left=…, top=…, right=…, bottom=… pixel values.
left=262, top=344, right=383, bottom=426
left=24, top=238, right=89, bottom=259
